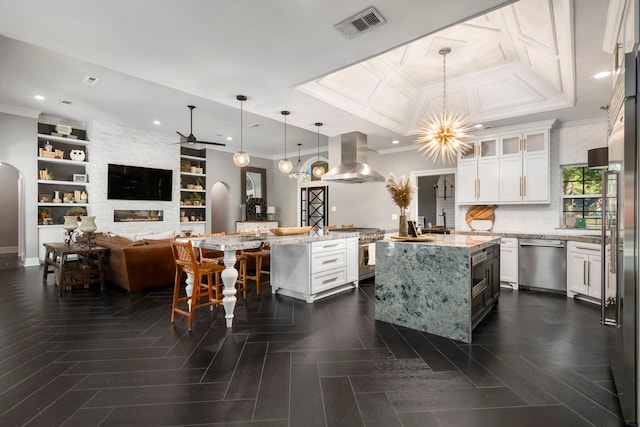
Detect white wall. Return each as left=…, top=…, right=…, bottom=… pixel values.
left=0, top=112, right=37, bottom=263
left=271, top=119, right=608, bottom=233
left=88, top=121, right=181, bottom=235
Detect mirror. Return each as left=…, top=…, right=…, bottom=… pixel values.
left=241, top=167, right=267, bottom=220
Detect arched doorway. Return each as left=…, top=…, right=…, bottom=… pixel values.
left=0, top=162, right=21, bottom=268
left=211, top=182, right=231, bottom=234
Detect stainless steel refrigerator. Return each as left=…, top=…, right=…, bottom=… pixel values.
left=602, top=48, right=639, bottom=425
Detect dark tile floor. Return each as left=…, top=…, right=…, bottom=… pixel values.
left=0, top=266, right=625, bottom=426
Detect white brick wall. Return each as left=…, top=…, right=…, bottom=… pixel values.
left=87, top=121, right=181, bottom=236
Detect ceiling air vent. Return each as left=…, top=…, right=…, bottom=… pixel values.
left=83, top=75, right=100, bottom=85
left=60, top=100, right=73, bottom=105
left=335, top=6, right=386, bottom=39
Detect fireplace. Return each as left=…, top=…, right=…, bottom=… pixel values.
left=114, top=210, right=164, bottom=222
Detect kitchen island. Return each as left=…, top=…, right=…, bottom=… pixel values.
left=189, top=231, right=358, bottom=327
left=375, top=234, right=501, bottom=343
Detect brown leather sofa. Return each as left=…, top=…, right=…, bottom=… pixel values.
left=92, top=234, right=176, bottom=292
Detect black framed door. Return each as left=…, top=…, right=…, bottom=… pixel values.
left=300, top=186, right=328, bottom=229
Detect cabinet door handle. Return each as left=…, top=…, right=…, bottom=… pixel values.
left=322, top=244, right=338, bottom=249
left=473, top=178, right=477, bottom=199
left=583, top=260, right=587, bottom=285
left=322, top=258, right=338, bottom=265
left=322, top=277, right=338, bottom=285
left=477, top=179, right=480, bottom=199
left=519, top=177, right=522, bottom=196
left=523, top=176, right=527, bottom=197
left=587, top=261, right=591, bottom=285
left=523, top=138, right=527, bottom=151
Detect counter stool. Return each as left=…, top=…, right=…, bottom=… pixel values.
left=242, top=246, right=270, bottom=296
left=170, top=239, right=225, bottom=331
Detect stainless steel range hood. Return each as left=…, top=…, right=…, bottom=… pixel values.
left=321, top=131, right=385, bottom=183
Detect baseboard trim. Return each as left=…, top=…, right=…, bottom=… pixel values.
left=23, top=257, right=40, bottom=267
left=0, top=246, right=18, bottom=254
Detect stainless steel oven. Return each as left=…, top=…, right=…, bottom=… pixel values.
left=328, top=227, right=383, bottom=281
left=359, top=242, right=375, bottom=280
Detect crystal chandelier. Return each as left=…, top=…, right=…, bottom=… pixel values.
left=415, top=47, right=471, bottom=164
left=289, top=143, right=309, bottom=180
left=232, top=95, right=250, bottom=167
left=312, top=122, right=325, bottom=178
left=278, top=110, right=293, bottom=173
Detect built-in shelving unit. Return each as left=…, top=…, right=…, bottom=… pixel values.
left=179, top=147, right=207, bottom=234
left=37, top=124, right=90, bottom=227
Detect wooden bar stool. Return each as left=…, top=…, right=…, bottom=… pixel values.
left=196, top=232, right=249, bottom=300
left=242, top=246, right=270, bottom=296
left=170, top=239, right=225, bottom=331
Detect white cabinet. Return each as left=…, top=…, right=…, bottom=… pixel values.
left=457, top=136, right=500, bottom=204
left=499, top=237, right=518, bottom=288
left=346, top=237, right=359, bottom=283
left=457, top=121, right=554, bottom=206
left=271, top=237, right=358, bottom=303
left=236, top=221, right=278, bottom=233
left=566, top=241, right=602, bottom=301
left=180, top=147, right=207, bottom=232
left=499, top=129, right=550, bottom=203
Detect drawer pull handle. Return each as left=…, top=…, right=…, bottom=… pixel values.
left=322, top=258, right=338, bottom=264
left=322, top=277, right=338, bottom=284
left=322, top=244, right=339, bottom=248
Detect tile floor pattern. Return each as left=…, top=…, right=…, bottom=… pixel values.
left=0, top=266, right=626, bottom=426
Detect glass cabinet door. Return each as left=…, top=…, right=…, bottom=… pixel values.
left=500, top=134, right=522, bottom=157
left=478, top=137, right=498, bottom=158
left=523, top=131, right=547, bottom=153
left=458, top=141, right=477, bottom=162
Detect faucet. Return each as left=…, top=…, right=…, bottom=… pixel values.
left=440, top=208, right=447, bottom=229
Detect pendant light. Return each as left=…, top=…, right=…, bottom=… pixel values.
left=415, top=47, right=471, bottom=164
left=278, top=111, right=293, bottom=173
left=289, top=143, right=309, bottom=180
left=312, top=122, right=325, bottom=178
left=233, top=95, right=250, bottom=167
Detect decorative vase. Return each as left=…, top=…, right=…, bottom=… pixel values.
left=53, top=190, right=61, bottom=204
left=69, top=149, right=85, bottom=162
left=399, top=214, right=408, bottom=237
left=63, top=216, right=79, bottom=231
left=78, top=216, right=97, bottom=234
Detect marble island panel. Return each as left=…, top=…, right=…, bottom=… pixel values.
left=375, top=236, right=500, bottom=343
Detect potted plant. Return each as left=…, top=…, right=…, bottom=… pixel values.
left=193, top=177, right=203, bottom=190
left=386, top=173, right=415, bottom=237
left=189, top=192, right=203, bottom=206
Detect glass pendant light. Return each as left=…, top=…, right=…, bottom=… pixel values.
left=289, top=143, right=309, bottom=180
left=312, top=122, right=325, bottom=178
left=415, top=47, right=471, bottom=164
left=278, top=110, right=293, bottom=173
left=233, top=95, right=250, bottom=167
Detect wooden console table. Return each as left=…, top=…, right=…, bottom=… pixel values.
left=42, top=242, right=109, bottom=296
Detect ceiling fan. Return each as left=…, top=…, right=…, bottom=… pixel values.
left=176, top=105, right=226, bottom=147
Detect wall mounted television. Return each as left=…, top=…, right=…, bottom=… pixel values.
left=107, top=163, right=173, bottom=201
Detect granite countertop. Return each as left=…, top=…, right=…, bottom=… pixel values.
left=382, top=234, right=500, bottom=252
left=451, top=230, right=601, bottom=244
left=184, top=231, right=359, bottom=251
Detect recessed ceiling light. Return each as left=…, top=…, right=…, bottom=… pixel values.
left=473, top=123, right=483, bottom=128
left=34, top=95, right=45, bottom=101
left=227, top=136, right=232, bottom=141
left=593, top=71, right=611, bottom=79
left=153, top=120, right=161, bottom=125
left=392, top=140, right=399, bottom=144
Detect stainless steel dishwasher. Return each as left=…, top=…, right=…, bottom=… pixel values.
left=518, top=239, right=567, bottom=294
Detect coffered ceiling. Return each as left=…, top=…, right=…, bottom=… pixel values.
left=297, top=0, right=575, bottom=136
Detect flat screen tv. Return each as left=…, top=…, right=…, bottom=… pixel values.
left=107, top=163, right=173, bottom=201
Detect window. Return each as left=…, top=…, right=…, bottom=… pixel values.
left=562, top=166, right=603, bottom=228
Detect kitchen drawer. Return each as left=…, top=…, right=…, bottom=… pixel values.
left=312, top=240, right=346, bottom=254
left=312, top=249, right=346, bottom=273
left=312, top=267, right=347, bottom=294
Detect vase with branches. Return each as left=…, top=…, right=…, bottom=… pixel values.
left=386, top=173, right=415, bottom=237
